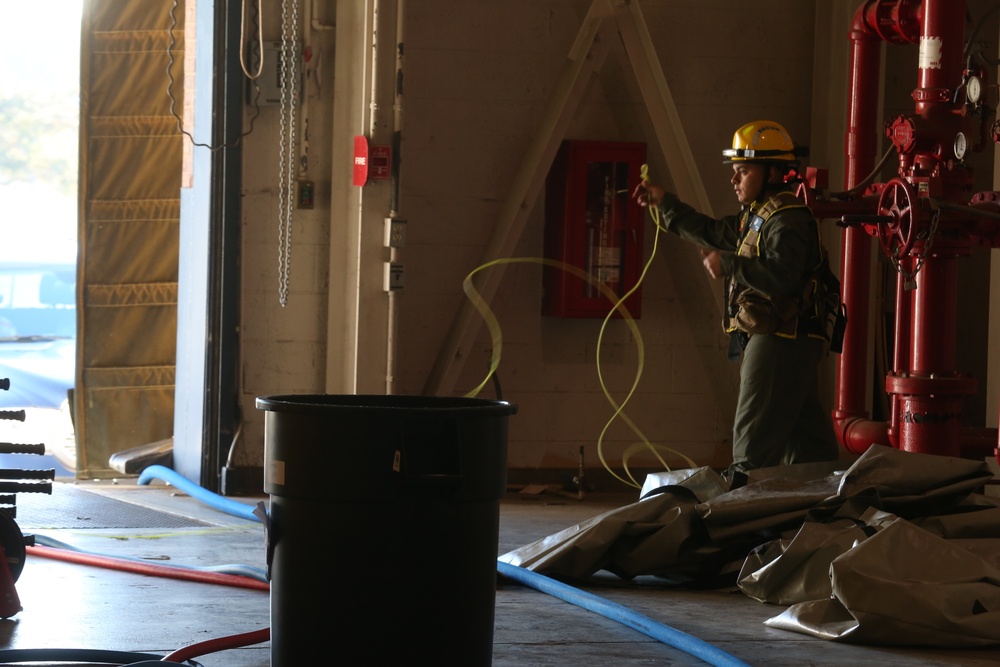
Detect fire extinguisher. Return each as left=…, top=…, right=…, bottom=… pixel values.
left=585, top=164, right=627, bottom=297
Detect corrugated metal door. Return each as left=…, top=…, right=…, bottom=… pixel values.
left=75, top=0, right=182, bottom=478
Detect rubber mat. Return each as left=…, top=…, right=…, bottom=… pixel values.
left=7, top=484, right=210, bottom=529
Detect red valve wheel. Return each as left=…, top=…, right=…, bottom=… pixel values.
left=875, top=177, right=917, bottom=258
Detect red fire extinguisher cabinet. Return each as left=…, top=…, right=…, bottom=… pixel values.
left=543, top=140, right=647, bottom=318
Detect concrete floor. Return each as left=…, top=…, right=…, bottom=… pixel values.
left=0, top=478, right=998, bottom=666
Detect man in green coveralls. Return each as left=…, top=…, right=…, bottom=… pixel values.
left=633, top=120, right=840, bottom=481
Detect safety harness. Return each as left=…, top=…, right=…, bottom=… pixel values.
left=725, top=191, right=826, bottom=341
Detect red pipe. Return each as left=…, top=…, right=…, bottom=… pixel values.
left=25, top=544, right=270, bottom=591
left=892, top=259, right=911, bottom=375
left=913, top=0, right=965, bottom=121
left=886, top=265, right=911, bottom=447
left=910, top=252, right=958, bottom=374
left=163, top=627, right=271, bottom=663
left=836, top=1, right=1000, bottom=463
left=894, top=0, right=978, bottom=458
left=834, top=1, right=900, bottom=454
left=840, top=0, right=995, bottom=460
left=835, top=225, right=890, bottom=454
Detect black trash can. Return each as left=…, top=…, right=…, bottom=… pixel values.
left=255, top=394, right=517, bottom=667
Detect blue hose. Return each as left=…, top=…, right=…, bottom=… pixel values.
left=137, top=465, right=261, bottom=523
left=496, top=560, right=752, bottom=667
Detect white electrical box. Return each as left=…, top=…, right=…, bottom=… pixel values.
left=384, top=217, right=407, bottom=248
left=384, top=263, right=405, bottom=292
left=247, top=41, right=283, bottom=106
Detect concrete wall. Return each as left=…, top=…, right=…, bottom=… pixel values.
left=394, top=0, right=818, bottom=481
left=234, top=0, right=1000, bottom=488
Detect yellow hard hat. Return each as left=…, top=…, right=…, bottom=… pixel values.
left=722, top=120, right=807, bottom=164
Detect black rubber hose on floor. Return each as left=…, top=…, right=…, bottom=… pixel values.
left=0, top=648, right=198, bottom=665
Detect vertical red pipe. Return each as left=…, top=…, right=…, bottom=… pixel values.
left=908, top=0, right=963, bottom=378
left=913, top=0, right=966, bottom=121
left=897, top=252, right=965, bottom=457
left=892, top=267, right=911, bottom=374
left=887, top=269, right=912, bottom=447
left=834, top=1, right=894, bottom=453
left=910, top=256, right=958, bottom=374
left=895, top=0, right=974, bottom=458
left=897, top=252, right=964, bottom=457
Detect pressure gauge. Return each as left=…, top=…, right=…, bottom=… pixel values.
left=966, top=75, right=983, bottom=105
left=954, top=131, right=968, bottom=160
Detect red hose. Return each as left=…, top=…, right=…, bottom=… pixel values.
left=162, top=627, right=270, bottom=662
left=25, top=544, right=270, bottom=591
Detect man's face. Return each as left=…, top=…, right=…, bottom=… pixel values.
left=731, top=163, right=768, bottom=205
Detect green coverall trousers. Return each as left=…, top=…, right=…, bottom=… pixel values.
left=729, top=332, right=840, bottom=473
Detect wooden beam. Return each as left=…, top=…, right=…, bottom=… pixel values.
left=423, top=0, right=617, bottom=396
left=614, top=1, right=713, bottom=216
left=614, top=0, right=719, bottom=316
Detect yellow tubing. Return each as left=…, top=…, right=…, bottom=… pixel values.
left=461, top=170, right=696, bottom=488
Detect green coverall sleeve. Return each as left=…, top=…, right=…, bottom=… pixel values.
left=654, top=192, right=740, bottom=252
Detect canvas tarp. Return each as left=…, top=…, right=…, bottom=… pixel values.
left=499, top=445, right=1000, bottom=647
left=76, top=0, right=182, bottom=477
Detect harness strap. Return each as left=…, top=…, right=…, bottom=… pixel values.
left=727, top=191, right=814, bottom=339
left=737, top=192, right=808, bottom=257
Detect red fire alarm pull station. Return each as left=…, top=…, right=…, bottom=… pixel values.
left=369, top=145, right=391, bottom=180
left=353, top=136, right=392, bottom=186
left=353, top=135, right=369, bottom=186
left=543, top=140, right=647, bottom=318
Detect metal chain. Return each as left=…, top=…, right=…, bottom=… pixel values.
left=891, top=202, right=940, bottom=290
left=277, top=0, right=300, bottom=307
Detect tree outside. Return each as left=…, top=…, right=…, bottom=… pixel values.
left=0, top=1, right=83, bottom=473
left=0, top=0, right=82, bottom=263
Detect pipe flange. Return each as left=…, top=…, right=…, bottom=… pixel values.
left=886, top=372, right=977, bottom=396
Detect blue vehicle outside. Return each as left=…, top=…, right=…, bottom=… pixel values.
left=0, top=263, right=76, bottom=409
left=0, top=263, right=76, bottom=475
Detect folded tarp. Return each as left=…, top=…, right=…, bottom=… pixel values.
left=500, top=445, right=1000, bottom=647
left=761, top=510, right=1000, bottom=646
